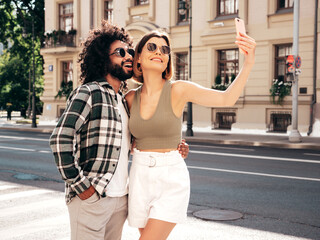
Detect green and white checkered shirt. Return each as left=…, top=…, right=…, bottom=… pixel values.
left=49, top=78, right=130, bottom=203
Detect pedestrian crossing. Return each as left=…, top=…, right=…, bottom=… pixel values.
left=0, top=181, right=311, bottom=240
left=0, top=181, right=70, bottom=240
left=0, top=181, right=140, bottom=240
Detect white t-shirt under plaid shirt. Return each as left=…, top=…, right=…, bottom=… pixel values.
left=106, top=93, right=130, bottom=197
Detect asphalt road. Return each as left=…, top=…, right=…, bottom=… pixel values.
left=0, top=129, right=319, bottom=239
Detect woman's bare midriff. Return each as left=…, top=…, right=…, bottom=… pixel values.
left=139, top=148, right=177, bottom=153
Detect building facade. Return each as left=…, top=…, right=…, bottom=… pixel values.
left=41, top=0, right=320, bottom=135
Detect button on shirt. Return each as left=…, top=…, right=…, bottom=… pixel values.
left=106, top=93, right=130, bottom=197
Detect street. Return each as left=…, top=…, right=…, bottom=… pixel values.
left=0, top=129, right=319, bottom=239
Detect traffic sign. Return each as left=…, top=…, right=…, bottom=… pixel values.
left=295, top=56, right=302, bottom=68
left=287, top=55, right=295, bottom=63
left=288, top=66, right=295, bottom=73
left=286, top=55, right=295, bottom=74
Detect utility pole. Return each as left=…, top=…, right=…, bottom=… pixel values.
left=31, top=18, right=37, bottom=128
left=178, top=0, right=193, bottom=136
left=27, top=70, right=31, bottom=118
left=186, top=0, right=193, bottom=136
left=289, top=0, right=301, bottom=142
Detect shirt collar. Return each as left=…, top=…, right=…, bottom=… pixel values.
left=94, top=78, right=126, bottom=97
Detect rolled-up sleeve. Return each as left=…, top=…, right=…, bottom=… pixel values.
left=49, top=85, right=92, bottom=195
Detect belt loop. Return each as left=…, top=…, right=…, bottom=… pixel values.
left=149, top=155, right=156, bottom=167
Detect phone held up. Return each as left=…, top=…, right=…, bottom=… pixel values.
left=235, top=18, right=247, bottom=54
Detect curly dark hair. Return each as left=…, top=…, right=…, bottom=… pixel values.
left=78, top=20, right=133, bottom=84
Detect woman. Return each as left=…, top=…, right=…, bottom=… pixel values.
left=125, top=30, right=256, bottom=240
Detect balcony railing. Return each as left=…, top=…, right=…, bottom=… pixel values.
left=43, top=29, right=77, bottom=48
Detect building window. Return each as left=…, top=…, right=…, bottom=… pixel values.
left=216, top=112, right=236, bottom=129
left=218, top=49, right=239, bottom=85
left=275, top=44, right=292, bottom=83
left=277, top=0, right=294, bottom=10
left=177, top=0, right=190, bottom=23
left=218, top=0, right=238, bottom=16
left=59, top=2, right=73, bottom=32
left=135, top=0, right=149, bottom=6
left=104, top=0, right=113, bottom=22
left=62, top=61, right=73, bottom=83
left=269, top=112, right=292, bottom=132
left=175, top=53, right=188, bottom=81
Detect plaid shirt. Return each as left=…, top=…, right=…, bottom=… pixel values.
left=49, top=78, right=130, bottom=203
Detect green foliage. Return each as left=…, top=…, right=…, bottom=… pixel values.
left=212, top=74, right=231, bottom=91
left=55, top=81, right=73, bottom=100
left=269, top=78, right=292, bottom=105
left=44, top=29, right=77, bottom=47
left=225, top=74, right=229, bottom=84
left=0, top=53, right=28, bottom=111
left=215, top=74, right=222, bottom=85
left=0, top=0, right=44, bottom=115
left=231, top=74, right=236, bottom=82
left=212, top=84, right=229, bottom=91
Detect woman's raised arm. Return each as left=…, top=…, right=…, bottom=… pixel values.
left=174, top=33, right=256, bottom=108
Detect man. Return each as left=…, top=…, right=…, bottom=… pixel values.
left=49, top=21, right=188, bottom=240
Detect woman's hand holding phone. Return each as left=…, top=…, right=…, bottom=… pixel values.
left=234, top=18, right=256, bottom=66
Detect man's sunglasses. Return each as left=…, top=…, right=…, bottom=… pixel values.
left=146, top=43, right=171, bottom=55
left=110, top=48, right=135, bottom=58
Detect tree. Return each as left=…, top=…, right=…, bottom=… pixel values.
left=0, top=0, right=44, bottom=116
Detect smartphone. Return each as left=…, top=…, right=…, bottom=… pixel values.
left=235, top=18, right=246, bottom=36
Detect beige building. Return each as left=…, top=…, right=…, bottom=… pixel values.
left=41, top=0, right=320, bottom=135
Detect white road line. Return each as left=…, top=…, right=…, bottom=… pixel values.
left=1, top=198, right=65, bottom=218
left=0, top=145, right=34, bottom=152
left=187, top=165, right=320, bottom=182
left=190, top=150, right=320, bottom=164
left=0, top=185, right=17, bottom=191
left=304, top=153, right=320, bottom=157
left=0, top=189, right=54, bottom=201
left=0, top=135, right=48, bottom=142
left=0, top=145, right=51, bottom=153
left=190, top=144, right=254, bottom=152
left=39, top=150, right=52, bottom=153
left=0, top=215, right=69, bottom=240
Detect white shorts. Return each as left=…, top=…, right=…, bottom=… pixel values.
left=128, top=149, right=190, bottom=228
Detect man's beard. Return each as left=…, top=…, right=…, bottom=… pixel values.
left=108, top=61, right=133, bottom=81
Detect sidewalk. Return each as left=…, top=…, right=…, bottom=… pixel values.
left=183, top=127, right=320, bottom=150
left=1, top=117, right=319, bottom=150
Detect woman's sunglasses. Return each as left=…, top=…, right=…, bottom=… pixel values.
left=146, top=43, right=171, bottom=55
left=110, top=48, right=135, bottom=58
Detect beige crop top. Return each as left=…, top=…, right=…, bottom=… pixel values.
left=128, top=80, right=182, bottom=150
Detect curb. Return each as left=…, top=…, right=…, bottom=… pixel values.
left=184, top=137, right=320, bottom=150
left=1, top=126, right=319, bottom=150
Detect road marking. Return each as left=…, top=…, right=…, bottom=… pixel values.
left=0, top=185, right=17, bottom=191
left=1, top=198, right=65, bottom=218
left=39, top=150, right=52, bottom=153
left=190, top=144, right=254, bottom=152
left=0, top=215, right=69, bottom=240
left=187, top=165, right=320, bottom=182
left=0, top=135, right=48, bottom=142
left=304, top=153, right=320, bottom=157
left=0, top=145, right=34, bottom=152
left=0, top=145, right=50, bottom=153
left=190, top=150, right=320, bottom=164
left=0, top=189, right=54, bottom=201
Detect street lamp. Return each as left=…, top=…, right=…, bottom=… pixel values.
left=178, top=0, right=193, bottom=136
left=23, top=18, right=37, bottom=128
